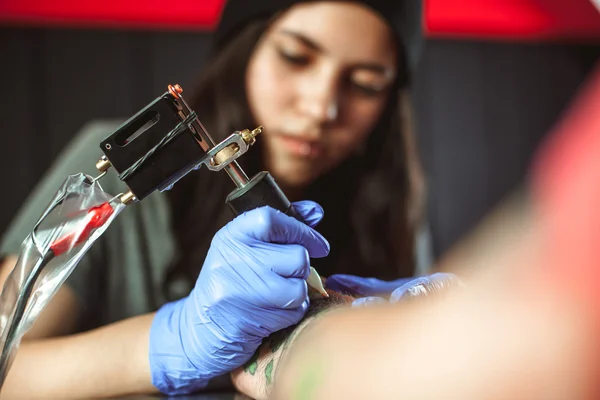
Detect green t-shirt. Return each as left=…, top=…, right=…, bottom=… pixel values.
left=0, top=120, right=190, bottom=331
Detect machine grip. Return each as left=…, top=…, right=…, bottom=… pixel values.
left=225, top=171, right=304, bottom=222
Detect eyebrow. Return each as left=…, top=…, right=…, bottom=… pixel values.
left=278, top=29, right=393, bottom=76
left=280, top=29, right=323, bottom=52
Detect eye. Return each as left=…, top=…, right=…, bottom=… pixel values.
left=353, top=85, right=381, bottom=97
left=350, top=82, right=385, bottom=98
left=276, top=47, right=310, bottom=66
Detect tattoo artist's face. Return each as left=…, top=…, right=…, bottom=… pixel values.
left=246, top=2, right=397, bottom=189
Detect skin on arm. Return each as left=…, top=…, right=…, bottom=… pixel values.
left=0, top=255, right=80, bottom=339
left=0, top=256, right=158, bottom=399
left=270, top=200, right=600, bottom=400
left=2, top=313, right=157, bottom=400
left=232, top=277, right=465, bottom=399
left=231, top=290, right=355, bottom=400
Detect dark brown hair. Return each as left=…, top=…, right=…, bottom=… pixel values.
left=164, top=14, right=424, bottom=296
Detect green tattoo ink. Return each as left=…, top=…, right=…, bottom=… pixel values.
left=244, top=351, right=259, bottom=375
left=265, top=359, right=274, bottom=385
left=293, top=363, right=324, bottom=400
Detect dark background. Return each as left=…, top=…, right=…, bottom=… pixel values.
left=0, top=26, right=597, bottom=258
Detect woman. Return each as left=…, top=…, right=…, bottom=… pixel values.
left=0, top=0, right=429, bottom=397
left=172, top=0, right=426, bottom=288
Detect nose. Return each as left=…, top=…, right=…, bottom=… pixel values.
left=296, top=68, right=340, bottom=125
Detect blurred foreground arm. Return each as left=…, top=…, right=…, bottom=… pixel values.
left=272, top=195, right=599, bottom=400
left=272, top=64, right=600, bottom=400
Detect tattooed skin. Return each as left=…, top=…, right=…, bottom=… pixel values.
left=265, top=360, right=274, bottom=385
left=231, top=290, right=354, bottom=399
left=244, top=351, right=260, bottom=375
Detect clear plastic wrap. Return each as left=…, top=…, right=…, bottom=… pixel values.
left=0, top=173, right=125, bottom=385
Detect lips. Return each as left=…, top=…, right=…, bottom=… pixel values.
left=276, top=134, right=323, bottom=158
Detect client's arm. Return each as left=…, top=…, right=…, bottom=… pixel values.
left=232, top=277, right=464, bottom=399
left=231, top=290, right=354, bottom=400
left=270, top=201, right=599, bottom=400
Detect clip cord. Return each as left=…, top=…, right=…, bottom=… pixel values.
left=0, top=251, right=54, bottom=387
left=0, top=184, right=116, bottom=387
left=0, top=187, right=62, bottom=385
left=118, top=111, right=198, bottom=182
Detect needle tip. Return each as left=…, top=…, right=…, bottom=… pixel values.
left=307, top=267, right=328, bottom=298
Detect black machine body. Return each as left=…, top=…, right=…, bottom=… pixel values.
left=94, top=84, right=300, bottom=226
left=99, top=90, right=212, bottom=202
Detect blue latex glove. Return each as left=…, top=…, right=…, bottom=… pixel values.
left=350, top=272, right=462, bottom=307
left=149, top=201, right=329, bottom=395
left=325, top=274, right=420, bottom=297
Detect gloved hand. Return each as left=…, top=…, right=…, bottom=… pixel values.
left=349, top=272, right=462, bottom=307
left=325, top=274, right=420, bottom=297
left=149, top=201, right=329, bottom=395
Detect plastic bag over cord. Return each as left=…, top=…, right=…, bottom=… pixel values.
left=0, top=173, right=125, bottom=386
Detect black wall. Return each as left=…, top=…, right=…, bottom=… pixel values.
left=413, top=39, right=597, bottom=255
left=1, top=26, right=597, bottom=258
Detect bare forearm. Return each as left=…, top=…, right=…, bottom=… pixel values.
left=273, top=280, right=597, bottom=400
left=1, top=313, right=157, bottom=399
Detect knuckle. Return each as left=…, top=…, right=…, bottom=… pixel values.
left=270, top=281, right=307, bottom=309
left=288, top=245, right=310, bottom=272
left=271, top=245, right=309, bottom=278
left=289, top=281, right=308, bottom=307
left=253, top=207, right=276, bottom=235
left=290, top=244, right=309, bottom=260
left=301, top=298, right=310, bottom=313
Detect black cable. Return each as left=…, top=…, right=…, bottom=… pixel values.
left=0, top=182, right=87, bottom=388
left=118, top=111, right=198, bottom=182
left=0, top=250, right=55, bottom=386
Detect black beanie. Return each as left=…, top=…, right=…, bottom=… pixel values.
left=212, top=0, right=423, bottom=78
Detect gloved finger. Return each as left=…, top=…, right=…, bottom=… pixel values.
left=351, top=296, right=386, bottom=307
left=271, top=298, right=310, bottom=327
left=231, top=206, right=330, bottom=258
left=291, top=200, right=325, bottom=228
left=325, top=274, right=414, bottom=297
left=258, top=275, right=309, bottom=309
left=261, top=243, right=311, bottom=279
left=240, top=298, right=310, bottom=336
left=276, top=298, right=311, bottom=327
left=390, top=273, right=461, bottom=303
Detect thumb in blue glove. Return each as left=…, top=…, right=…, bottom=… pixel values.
left=350, top=273, right=462, bottom=307
left=325, top=274, right=417, bottom=297
left=292, top=200, right=325, bottom=228
left=351, top=296, right=388, bottom=307
left=389, top=272, right=461, bottom=303
left=149, top=201, right=329, bottom=395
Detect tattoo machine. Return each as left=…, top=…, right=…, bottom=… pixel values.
left=95, top=84, right=326, bottom=295
left=0, top=84, right=326, bottom=389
